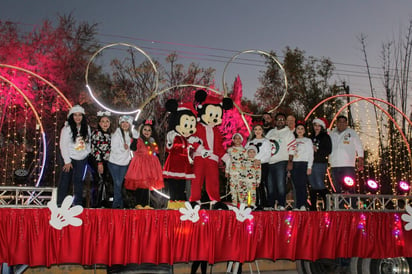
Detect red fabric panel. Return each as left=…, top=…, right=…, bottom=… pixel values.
left=0, top=208, right=411, bottom=267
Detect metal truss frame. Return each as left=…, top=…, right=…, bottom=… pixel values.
left=0, top=186, right=57, bottom=208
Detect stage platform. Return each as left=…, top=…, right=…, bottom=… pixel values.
left=0, top=208, right=411, bottom=267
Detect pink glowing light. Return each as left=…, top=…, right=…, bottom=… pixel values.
left=366, top=179, right=378, bottom=190
left=344, top=176, right=355, bottom=187
left=399, top=181, right=410, bottom=192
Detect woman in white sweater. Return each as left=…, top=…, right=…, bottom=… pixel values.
left=291, top=121, right=313, bottom=210
left=107, top=115, right=134, bottom=209
left=58, top=105, right=91, bottom=206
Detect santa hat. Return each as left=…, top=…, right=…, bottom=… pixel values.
left=231, top=133, right=244, bottom=142
left=119, top=115, right=133, bottom=126
left=67, top=105, right=85, bottom=118
left=312, top=117, right=328, bottom=129
left=177, top=102, right=197, bottom=115
left=246, top=145, right=258, bottom=154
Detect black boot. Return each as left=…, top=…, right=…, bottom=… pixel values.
left=309, top=189, right=318, bottom=211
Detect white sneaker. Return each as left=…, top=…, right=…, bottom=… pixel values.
left=277, top=206, right=285, bottom=211
left=299, top=206, right=307, bottom=211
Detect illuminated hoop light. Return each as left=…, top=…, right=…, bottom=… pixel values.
left=399, top=181, right=410, bottom=192
left=343, top=176, right=355, bottom=187
left=85, top=43, right=159, bottom=117
left=222, top=50, right=289, bottom=135
left=0, top=64, right=72, bottom=108
left=366, top=179, right=378, bottom=190
left=0, top=64, right=72, bottom=188
left=305, top=94, right=412, bottom=193
left=0, top=75, right=47, bottom=186
left=222, top=49, right=288, bottom=111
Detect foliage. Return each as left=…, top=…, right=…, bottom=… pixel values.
left=0, top=15, right=101, bottom=186
left=256, top=47, right=343, bottom=122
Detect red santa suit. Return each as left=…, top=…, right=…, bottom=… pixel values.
left=190, top=123, right=229, bottom=202
left=163, top=134, right=194, bottom=180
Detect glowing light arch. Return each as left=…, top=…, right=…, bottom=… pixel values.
left=221, top=50, right=289, bottom=135
left=0, top=64, right=72, bottom=108
left=0, top=64, right=72, bottom=186
left=0, top=75, right=46, bottom=186
left=305, top=94, right=412, bottom=194
left=85, top=43, right=159, bottom=119
left=332, top=97, right=410, bottom=155
left=305, top=94, right=412, bottom=129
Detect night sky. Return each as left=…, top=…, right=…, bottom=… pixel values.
left=1, top=0, right=412, bottom=99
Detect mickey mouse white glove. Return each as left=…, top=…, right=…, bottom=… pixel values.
left=229, top=203, right=254, bottom=222
left=166, top=131, right=178, bottom=148
left=401, top=204, right=412, bottom=231
left=179, top=201, right=200, bottom=223
left=188, top=136, right=201, bottom=145
left=47, top=195, right=83, bottom=230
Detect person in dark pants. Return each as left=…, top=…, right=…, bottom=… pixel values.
left=308, top=118, right=332, bottom=210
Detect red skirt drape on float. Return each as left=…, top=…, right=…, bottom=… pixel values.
left=0, top=209, right=411, bottom=266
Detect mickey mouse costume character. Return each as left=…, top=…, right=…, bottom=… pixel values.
left=189, top=89, right=233, bottom=208
left=163, top=99, right=197, bottom=202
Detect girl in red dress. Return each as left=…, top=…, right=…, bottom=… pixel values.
left=124, top=119, right=164, bottom=207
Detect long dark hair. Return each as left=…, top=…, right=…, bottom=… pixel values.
left=139, top=122, right=157, bottom=143
left=67, top=114, right=89, bottom=143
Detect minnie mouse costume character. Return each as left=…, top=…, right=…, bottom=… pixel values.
left=163, top=99, right=197, bottom=201
left=189, top=90, right=233, bottom=207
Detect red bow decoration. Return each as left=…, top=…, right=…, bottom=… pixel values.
left=145, top=120, right=153, bottom=125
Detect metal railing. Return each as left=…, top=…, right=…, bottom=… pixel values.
left=0, top=186, right=57, bottom=208
left=326, top=194, right=412, bottom=212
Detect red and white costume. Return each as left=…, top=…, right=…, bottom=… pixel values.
left=190, top=123, right=229, bottom=202
left=163, top=134, right=194, bottom=180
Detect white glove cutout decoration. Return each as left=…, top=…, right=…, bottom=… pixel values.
left=48, top=195, right=84, bottom=230
left=179, top=201, right=200, bottom=223
left=229, top=203, right=254, bottom=222
left=401, top=204, right=412, bottom=231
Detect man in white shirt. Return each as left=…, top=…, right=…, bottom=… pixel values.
left=266, top=113, right=296, bottom=209
left=329, top=116, right=364, bottom=193
left=286, top=114, right=296, bottom=132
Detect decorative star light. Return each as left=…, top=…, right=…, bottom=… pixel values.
left=179, top=202, right=200, bottom=223
left=47, top=195, right=84, bottom=230
left=401, top=204, right=412, bottom=231
left=229, top=203, right=254, bottom=222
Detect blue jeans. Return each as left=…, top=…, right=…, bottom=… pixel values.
left=107, top=162, right=129, bottom=208
left=268, top=161, right=288, bottom=207
left=291, top=162, right=308, bottom=208
left=57, top=158, right=88, bottom=206
left=331, top=166, right=356, bottom=193
left=308, top=163, right=328, bottom=190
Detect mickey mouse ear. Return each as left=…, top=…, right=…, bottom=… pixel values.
left=222, top=97, right=233, bottom=110
left=165, top=99, right=178, bottom=112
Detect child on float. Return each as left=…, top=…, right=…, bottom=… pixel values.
left=107, top=115, right=134, bottom=209
left=225, top=133, right=247, bottom=206
left=245, top=123, right=272, bottom=209
left=90, top=110, right=112, bottom=208
left=239, top=145, right=261, bottom=207
left=124, top=119, right=164, bottom=208
left=58, top=105, right=91, bottom=206
left=291, top=121, right=313, bottom=211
